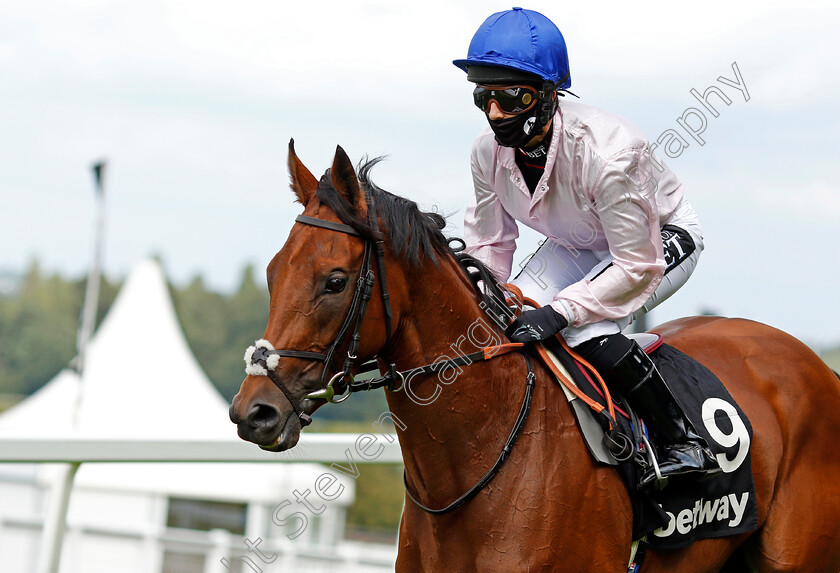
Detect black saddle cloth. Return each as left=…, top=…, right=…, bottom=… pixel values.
left=565, top=341, right=759, bottom=548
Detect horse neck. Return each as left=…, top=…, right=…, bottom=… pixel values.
left=385, top=254, right=506, bottom=381
left=383, top=254, right=534, bottom=506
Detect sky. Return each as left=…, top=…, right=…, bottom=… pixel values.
left=1, top=0, right=838, bottom=347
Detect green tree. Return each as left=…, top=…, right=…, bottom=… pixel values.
left=345, top=463, right=404, bottom=540
left=0, top=259, right=117, bottom=395
left=172, top=265, right=271, bottom=400
left=222, top=264, right=271, bottom=397
left=170, top=274, right=230, bottom=393
left=822, top=347, right=840, bottom=372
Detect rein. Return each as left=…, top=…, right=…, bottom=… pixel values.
left=404, top=353, right=536, bottom=515
left=245, top=195, right=538, bottom=515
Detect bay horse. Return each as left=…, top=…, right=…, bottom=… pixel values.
left=229, top=141, right=840, bottom=572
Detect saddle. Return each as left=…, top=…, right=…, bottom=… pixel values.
left=536, top=334, right=758, bottom=549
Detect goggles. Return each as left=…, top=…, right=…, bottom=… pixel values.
left=473, top=85, right=539, bottom=115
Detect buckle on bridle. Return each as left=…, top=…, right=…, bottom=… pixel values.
left=306, top=371, right=354, bottom=404
left=386, top=367, right=405, bottom=393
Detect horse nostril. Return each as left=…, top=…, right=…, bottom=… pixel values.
left=246, top=403, right=281, bottom=429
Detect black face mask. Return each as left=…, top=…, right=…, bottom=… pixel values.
left=489, top=109, right=539, bottom=148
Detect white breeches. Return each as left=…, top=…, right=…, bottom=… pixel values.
left=511, top=200, right=704, bottom=347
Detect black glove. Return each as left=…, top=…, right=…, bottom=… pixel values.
left=505, top=305, right=569, bottom=342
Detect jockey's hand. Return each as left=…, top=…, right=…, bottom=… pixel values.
left=505, top=305, right=568, bottom=342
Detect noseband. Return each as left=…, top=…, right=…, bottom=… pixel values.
left=244, top=201, right=399, bottom=428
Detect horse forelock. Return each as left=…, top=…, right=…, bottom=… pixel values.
left=314, top=157, right=450, bottom=264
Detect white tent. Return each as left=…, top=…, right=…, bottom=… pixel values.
left=0, top=258, right=238, bottom=439
left=0, top=260, right=361, bottom=573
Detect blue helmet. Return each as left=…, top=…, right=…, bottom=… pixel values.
left=453, top=7, right=571, bottom=89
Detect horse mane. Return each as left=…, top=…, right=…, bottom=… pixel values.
left=315, top=157, right=516, bottom=326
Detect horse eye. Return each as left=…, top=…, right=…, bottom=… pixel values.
left=325, top=276, right=347, bottom=294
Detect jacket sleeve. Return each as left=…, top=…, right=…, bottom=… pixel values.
left=551, top=148, right=665, bottom=326
left=463, top=141, right=519, bottom=283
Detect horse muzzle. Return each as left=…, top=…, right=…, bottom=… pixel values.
left=229, top=397, right=302, bottom=451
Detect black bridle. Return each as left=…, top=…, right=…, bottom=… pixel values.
left=245, top=194, right=537, bottom=515
left=245, top=203, right=396, bottom=428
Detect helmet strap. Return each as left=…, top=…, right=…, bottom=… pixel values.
left=532, top=82, right=558, bottom=136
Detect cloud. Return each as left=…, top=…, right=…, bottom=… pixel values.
left=1, top=0, right=837, bottom=345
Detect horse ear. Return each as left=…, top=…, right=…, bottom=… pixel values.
left=288, top=139, right=318, bottom=205
left=330, top=145, right=367, bottom=216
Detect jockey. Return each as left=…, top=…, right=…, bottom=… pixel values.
left=454, top=7, right=719, bottom=488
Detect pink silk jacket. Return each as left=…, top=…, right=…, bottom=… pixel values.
left=464, top=100, right=688, bottom=328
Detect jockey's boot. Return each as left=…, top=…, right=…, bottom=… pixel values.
left=606, top=341, right=720, bottom=490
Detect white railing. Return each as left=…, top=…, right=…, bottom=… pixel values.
left=0, top=434, right=403, bottom=573
left=0, top=433, right=403, bottom=463
left=0, top=517, right=397, bottom=573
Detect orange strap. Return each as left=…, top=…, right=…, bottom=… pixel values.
left=482, top=342, right=525, bottom=360
left=502, top=283, right=617, bottom=429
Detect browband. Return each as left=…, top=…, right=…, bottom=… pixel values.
left=295, top=215, right=360, bottom=236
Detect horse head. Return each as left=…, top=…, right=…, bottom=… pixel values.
left=230, top=140, right=447, bottom=451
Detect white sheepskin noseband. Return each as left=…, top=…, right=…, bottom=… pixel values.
left=244, top=339, right=280, bottom=376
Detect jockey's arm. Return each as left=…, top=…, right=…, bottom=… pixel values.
left=551, top=150, right=666, bottom=327
left=463, top=146, right=519, bottom=283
